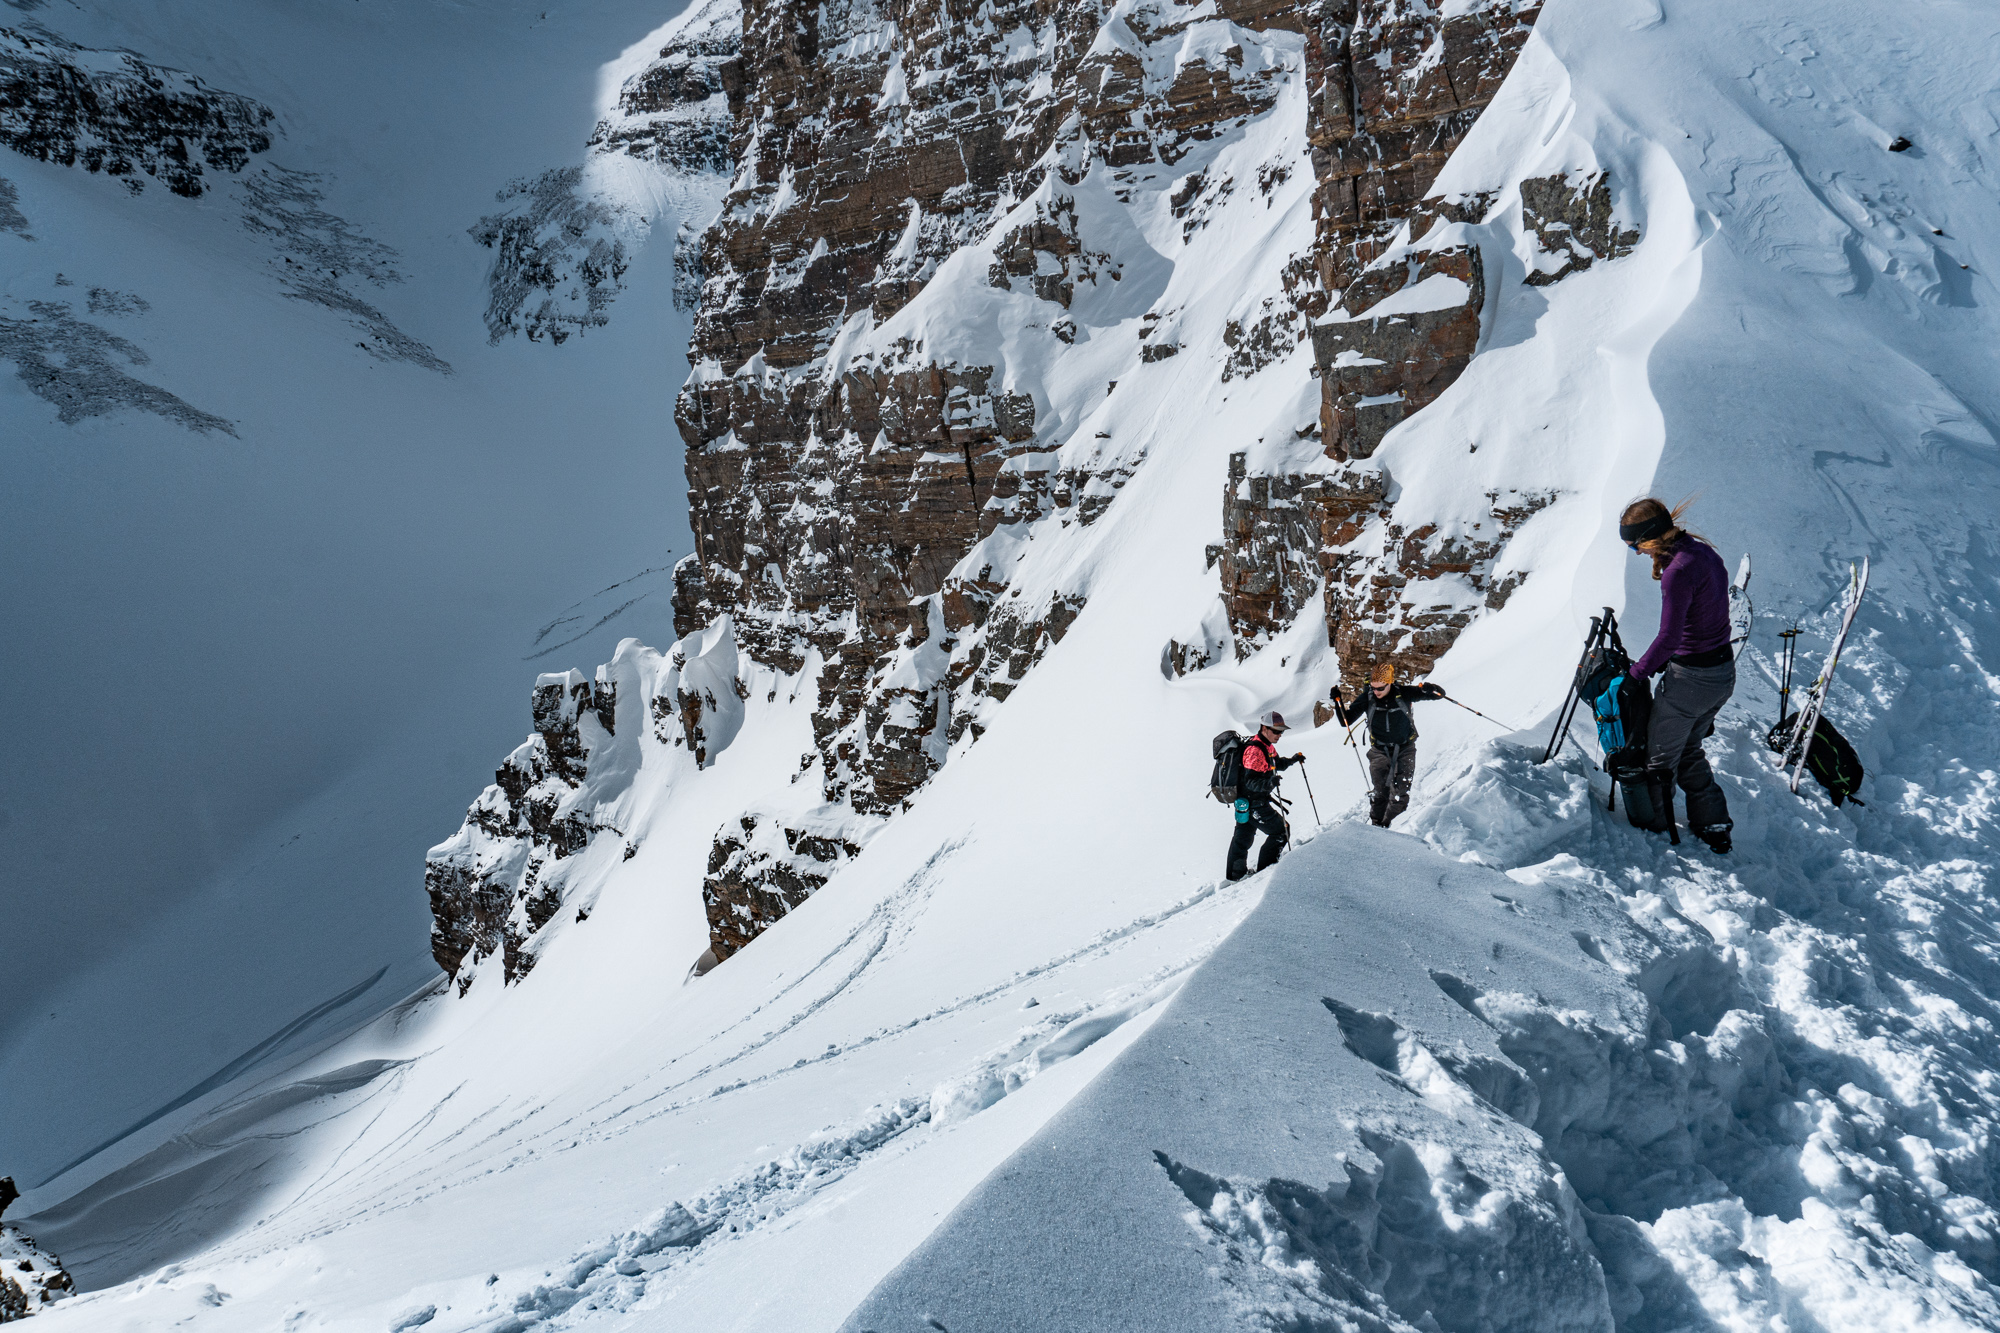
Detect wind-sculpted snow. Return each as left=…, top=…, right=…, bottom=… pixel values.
left=1393, top=629, right=2000, bottom=1324
left=843, top=828, right=1644, bottom=1332
left=0, top=297, right=232, bottom=432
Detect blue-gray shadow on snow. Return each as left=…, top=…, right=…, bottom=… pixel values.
left=33, top=966, right=391, bottom=1191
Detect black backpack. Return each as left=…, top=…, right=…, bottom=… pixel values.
left=1365, top=693, right=1416, bottom=747
left=1767, top=713, right=1865, bottom=807
left=1577, top=615, right=1653, bottom=778
left=1541, top=609, right=1677, bottom=841
left=1575, top=612, right=1678, bottom=838
left=1210, top=731, right=1246, bottom=803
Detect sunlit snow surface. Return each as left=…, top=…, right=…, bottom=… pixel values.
left=16, top=0, right=2000, bottom=1328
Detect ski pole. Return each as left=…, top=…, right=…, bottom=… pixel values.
left=1298, top=760, right=1322, bottom=827
left=1541, top=615, right=1598, bottom=763
left=1775, top=626, right=1799, bottom=729
left=1442, top=695, right=1519, bottom=730
left=1344, top=718, right=1370, bottom=786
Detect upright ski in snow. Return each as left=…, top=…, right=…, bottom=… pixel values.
left=1782, top=559, right=1869, bottom=794
left=1728, top=554, right=1753, bottom=658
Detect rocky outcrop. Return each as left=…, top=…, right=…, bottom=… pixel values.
left=425, top=629, right=776, bottom=987
left=426, top=670, right=606, bottom=990
left=588, top=0, right=737, bottom=178
left=0, top=1185, right=73, bottom=1323
left=1312, top=239, right=1484, bottom=463
left=0, top=26, right=274, bottom=198
left=0, top=297, right=234, bottom=433
left=472, top=0, right=740, bottom=339
left=1205, top=1, right=1642, bottom=686
left=244, top=165, right=449, bottom=371
left=1520, top=169, right=1639, bottom=285
left=470, top=168, right=639, bottom=345
left=0, top=175, right=28, bottom=238
left=703, top=810, right=875, bottom=962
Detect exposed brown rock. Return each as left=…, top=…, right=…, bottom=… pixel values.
left=702, top=813, right=867, bottom=961
left=1520, top=170, right=1639, bottom=285
left=0, top=1216, right=73, bottom=1321
left=1208, top=0, right=1622, bottom=690
left=1313, top=243, right=1484, bottom=462
left=672, top=0, right=1322, bottom=960
left=1305, top=0, right=1538, bottom=293
left=1217, top=452, right=1334, bottom=659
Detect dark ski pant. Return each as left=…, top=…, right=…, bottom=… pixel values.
left=1648, top=660, right=1735, bottom=833
left=1368, top=743, right=1416, bottom=826
left=1226, top=798, right=1288, bottom=881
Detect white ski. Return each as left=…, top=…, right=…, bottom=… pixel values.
left=1728, top=554, right=1753, bottom=659
left=1784, top=558, right=1870, bottom=794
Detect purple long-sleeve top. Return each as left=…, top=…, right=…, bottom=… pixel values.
left=1631, top=539, right=1731, bottom=680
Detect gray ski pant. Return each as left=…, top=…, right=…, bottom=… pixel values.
left=1648, top=659, right=1735, bottom=832
left=1368, top=743, right=1417, bottom=826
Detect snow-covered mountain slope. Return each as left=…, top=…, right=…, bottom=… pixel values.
left=0, top=0, right=729, bottom=1188
left=16, top=0, right=2000, bottom=1328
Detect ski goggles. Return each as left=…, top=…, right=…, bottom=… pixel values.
left=1619, top=513, right=1674, bottom=547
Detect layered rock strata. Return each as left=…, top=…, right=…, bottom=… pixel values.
left=430, top=0, right=1610, bottom=976
left=1209, top=1, right=1643, bottom=686
left=1304, top=0, right=1538, bottom=296
left=0, top=27, right=274, bottom=198
left=667, top=0, right=1327, bottom=956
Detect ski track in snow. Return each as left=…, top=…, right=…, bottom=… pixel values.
left=83, top=839, right=1257, bottom=1319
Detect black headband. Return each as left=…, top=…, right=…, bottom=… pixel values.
left=1619, top=513, right=1675, bottom=544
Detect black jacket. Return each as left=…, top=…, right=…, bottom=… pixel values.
left=1333, top=682, right=1445, bottom=747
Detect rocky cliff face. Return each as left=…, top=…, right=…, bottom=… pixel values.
left=666, top=0, right=1339, bottom=960
left=426, top=670, right=605, bottom=989
left=431, top=0, right=1643, bottom=975
left=664, top=0, right=1574, bottom=954
left=1212, top=5, right=1651, bottom=692
left=0, top=26, right=274, bottom=198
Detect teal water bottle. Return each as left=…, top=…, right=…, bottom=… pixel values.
left=1234, top=798, right=1249, bottom=824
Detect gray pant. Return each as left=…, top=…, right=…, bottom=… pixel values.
left=1648, top=660, right=1735, bottom=832
left=1368, top=743, right=1417, bottom=826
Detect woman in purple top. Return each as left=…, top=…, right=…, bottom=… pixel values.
left=1621, top=497, right=1734, bottom=853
